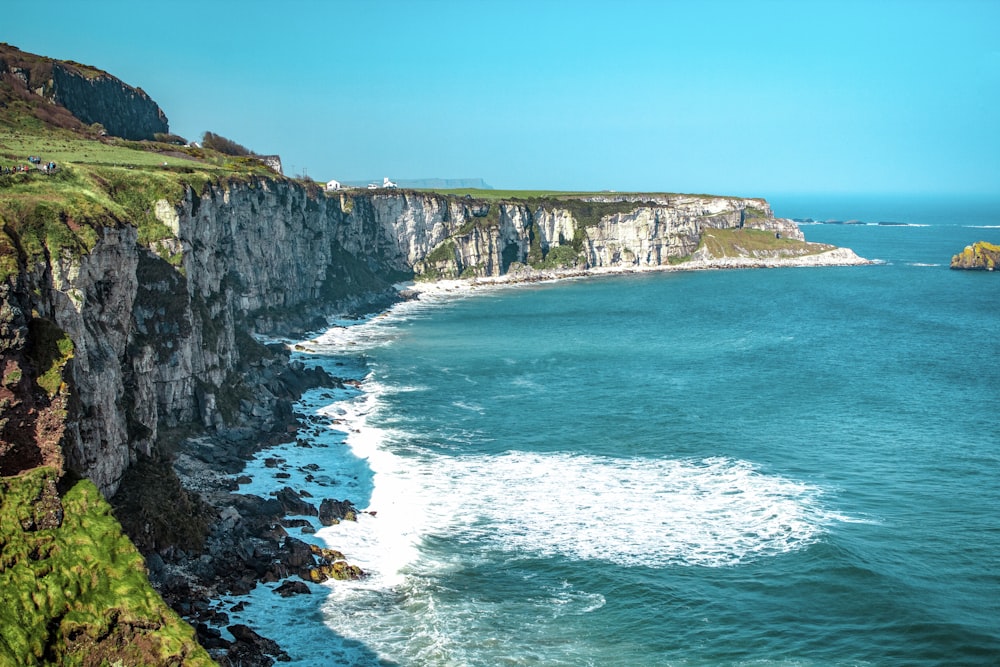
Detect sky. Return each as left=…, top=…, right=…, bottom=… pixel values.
left=4, top=0, right=999, bottom=197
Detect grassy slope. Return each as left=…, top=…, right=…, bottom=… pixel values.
left=0, top=467, right=214, bottom=666
left=698, top=227, right=833, bottom=258
left=0, top=119, right=278, bottom=282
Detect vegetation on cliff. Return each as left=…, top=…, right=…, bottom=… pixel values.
left=0, top=118, right=277, bottom=282
left=0, top=467, right=213, bottom=666
left=695, top=228, right=834, bottom=260
left=950, top=241, right=1000, bottom=271
left=1, top=45, right=298, bottom=665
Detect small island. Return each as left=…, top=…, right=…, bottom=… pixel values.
left=950, top=241, right=1000, bottom=271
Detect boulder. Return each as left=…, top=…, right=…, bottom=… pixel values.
left=274, top=580, right=312, bottom=597
left=318, top=498, right=357, bottom=526
left=275, top=487, right=316, bottom=516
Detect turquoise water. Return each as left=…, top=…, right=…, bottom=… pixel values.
left=230, top=196, right=1000, bottom=665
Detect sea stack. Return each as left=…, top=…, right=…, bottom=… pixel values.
left=950, top=241, right=1000, bottom=270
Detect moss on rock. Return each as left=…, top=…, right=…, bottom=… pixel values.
left=0, top=467, right=215, bottom=666
left=951, top=241, right=1000, bottom=271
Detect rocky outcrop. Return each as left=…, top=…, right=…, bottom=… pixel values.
left=951, top=241, right=1000, bottom=271
left=0, top=43, right=168, bottom=139
left=50, top=64, right=169, bottom=139
left=356, top=192, right=813, bottom=279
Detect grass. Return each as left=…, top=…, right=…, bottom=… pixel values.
left=415, top=188, right=737, bottom=201
left=27, top=319, right=74, bottom=398
left=696, top=227, right=833, bottom=259
left=0, top=121, right=275, bottom=281
left=0, top=467, right=214, bottom=666
left=0, top=128, right=213, bottom=170
left=418, top=188, right=606, bottom=201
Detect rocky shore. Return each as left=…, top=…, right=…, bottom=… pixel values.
left=109, top=333, right=374, bottom=666
left=403, top=244, right=873, bottom=296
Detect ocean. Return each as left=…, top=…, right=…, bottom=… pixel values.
left=220, top=194, right=1000, bottom=666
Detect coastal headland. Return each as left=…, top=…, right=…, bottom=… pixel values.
left=1, top=44, right=870, bottom=665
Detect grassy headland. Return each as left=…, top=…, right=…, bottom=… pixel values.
left=697, top=227, right=834, bottom=259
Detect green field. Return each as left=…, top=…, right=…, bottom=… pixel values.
left=0, top=130, right=209, bottom=169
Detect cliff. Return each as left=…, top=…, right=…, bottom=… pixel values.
left=3, top=180, right=863, bottom=497
left=950, top=241, right=1000, bottom=271
left=0, top=43, right=168, bottom=139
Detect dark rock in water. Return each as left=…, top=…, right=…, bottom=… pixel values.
left=280, top=536, right=314, bottom=571
left=280, top=517, right=313, bottom=531
left=275, top=487, right=317, bottom=516
left=398, top=289, right=420, bottom=301
left=319, top=498, right=357, bottom=526
left=195, top=622, right=228, bottom=650
left=226, top=623, right=290, bottom=665
left=951, top=241, right=1000, bottom=270
left=274, top=580, right=312, bottom=597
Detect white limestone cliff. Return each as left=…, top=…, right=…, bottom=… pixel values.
left=1, top=178, right=865, bottom=496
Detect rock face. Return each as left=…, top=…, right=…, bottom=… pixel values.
left=1, top=178, right=853, bottom=497
left=0, top=44, right=169, bottom=139
left=346, top=192, right=808, bottom=280
left=951, top=241, right=1000, bottom=271
left=49, top=64, right=169, bottom=139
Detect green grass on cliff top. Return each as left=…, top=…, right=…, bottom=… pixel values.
left=0, top=129, right=208, bottom=169
left=0, top=122, right=278, bottom=282
left=698, top=227, right=834, bottom=258
left=0, top=467, right=214, bottom=666
left=414, top=187, right=739, bottom=201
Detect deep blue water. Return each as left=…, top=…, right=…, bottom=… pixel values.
left=228, top=195, right=1000, bottom=666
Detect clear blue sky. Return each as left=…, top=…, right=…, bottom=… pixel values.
left=5, top=0, right=999, bottom=196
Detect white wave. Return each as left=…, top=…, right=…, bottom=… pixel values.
left=965, top=225, right=1000, bottom=229
left=321, top=384, right=838, bottom=577
left=909, top=262, right=942, bottom=267
left=425, top=452, right=830, bottom=568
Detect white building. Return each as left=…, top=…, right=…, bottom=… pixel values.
left=325, top=179, right=342, bottom=191
left=383, top=177, right=397, bottom=188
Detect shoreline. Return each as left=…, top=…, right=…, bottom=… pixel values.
left=164, top=243, right=874, bottom=663
left=404, top=245, right=874, bottom=298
